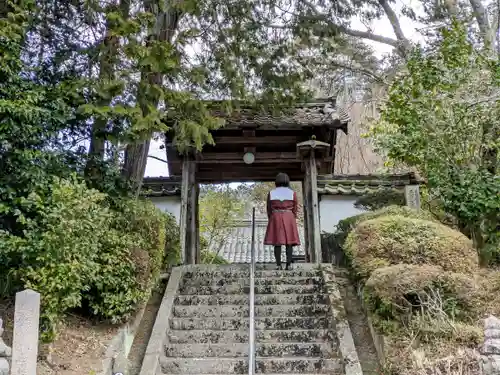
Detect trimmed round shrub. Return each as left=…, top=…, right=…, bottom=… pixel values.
left=344, top=215, right=478, bottom=279
left=355, top=205, right=436, bottom=224
left=333, top=206, right=436, bottom=247
left=364, top=264, right=479, bottom=324
left=363, top=264, right=482, bottom=348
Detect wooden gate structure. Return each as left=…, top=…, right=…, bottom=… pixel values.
left=163, top=98, right=350, bottom=265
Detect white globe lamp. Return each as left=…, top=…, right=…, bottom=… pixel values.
left=243, top=152, right=255, bottom=165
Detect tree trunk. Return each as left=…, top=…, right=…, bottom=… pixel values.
left=123, top=139, right=151, bottom=194
left=85, top=1, right=130, bottom=183
left=122, top=0, right=181, bottom=194
left=468, top=0, right=495, bottom=50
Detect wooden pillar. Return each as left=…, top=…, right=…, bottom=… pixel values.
left=297, top=140, right=330, bottom=264
left=302, top=180, right=310, bottom=263
left=180, top=154, right=199, bottom=264
left=306, top=151, right=321, bottom=263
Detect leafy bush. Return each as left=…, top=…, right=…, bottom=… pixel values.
left=0, top=177, right=179, bottom=341
left=354, top=189, right=406, bottom=211
left=199, top=235, right=228, bottom=264
left=113, top=198, right=180, bottom=283
left=344, top=215, right=478, bottom=280
left=368, top=23, right=500, bottom=257
left=201, top=250, right=229, bottom=264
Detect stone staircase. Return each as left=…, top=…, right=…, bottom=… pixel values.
left=140, top=264, right=361, bottom=375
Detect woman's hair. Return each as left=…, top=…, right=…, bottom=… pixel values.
left=275, top=173, right=290, bottom=188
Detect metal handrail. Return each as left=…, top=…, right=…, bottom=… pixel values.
left=248, top=207, right=256, bottom=375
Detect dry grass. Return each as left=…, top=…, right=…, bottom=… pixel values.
left=37, top=316, right=118, bottom=375
left=366, top=267, right=500, bottom=375
left=0, top=299, right=118, bottom=375
left=399, top=348, right=481, bottom=375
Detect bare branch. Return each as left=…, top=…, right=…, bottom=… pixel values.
left=269, top=0, right=403, bottom=50
left=147, top=155, right=168, bottom=163
left=377, top=0, right=411, bottom=52
left=337, top=25, right=401, bottom=48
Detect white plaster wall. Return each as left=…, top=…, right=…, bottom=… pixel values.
left=319, top=195, right=366, bottom=233
left=148, top=196, right=181, bottom=224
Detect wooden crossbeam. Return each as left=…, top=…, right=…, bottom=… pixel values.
left=212, top=135, right=299, bottom=145
left=197, top=152, right=299, bottom=163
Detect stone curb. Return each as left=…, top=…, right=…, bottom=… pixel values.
left=100, top=270, right=174, bottom=375
left=138, top=266, right=184, bottom=375
left=321, top=264, right=364, bottom=375
left=100, top=297, right=149, bottom=375
left=359, top=290, right=386, bottom=366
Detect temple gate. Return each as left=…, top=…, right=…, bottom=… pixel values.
left=163, top=99, right=350, bottom=265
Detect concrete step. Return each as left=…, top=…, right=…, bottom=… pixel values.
left=257, top=343, right=336, bottom=358
left=169, top=317, right=331, bottom=330
left=183, top=269, right=320, bottom=279
left=167, top=329, right=335, bottom=344
left=180, top=276, right=323, bottom=288
left=179, top=283, right=323, bottom=295
left=255, top=269, right=321, bottom=278
left=256, top=357, right=342, bottom=373
left=164, top=342, right=335, bottom=358
left=174, top=293, right=329, bottom=306
left=165, top=343, right=248, bottom=358
left=168, top=317, right=332, bottom=331
left=159, top=357, right=248, bottom=374
left=172, top=304, right=330, bottom=318
left=159, top=357, right=342, bottom=374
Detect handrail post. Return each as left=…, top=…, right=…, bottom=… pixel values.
left=248, top=207, right=256, bottom=375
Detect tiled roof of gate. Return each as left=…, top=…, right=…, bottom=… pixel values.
left=317, top=172, right=424, bottom=196
left=164, top=98, right=350, bottom=130
left=142, top=173, right=425, bottom=197
left=210, top=220, right=306, bottom=264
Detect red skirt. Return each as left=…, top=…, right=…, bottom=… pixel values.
left=264, top=210, right=300, bottom=246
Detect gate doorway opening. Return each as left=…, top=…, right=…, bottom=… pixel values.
left=198, top=182, right=306, bottom=264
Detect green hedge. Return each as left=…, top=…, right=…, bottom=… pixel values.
left=0, top=177, right=180, bottom=341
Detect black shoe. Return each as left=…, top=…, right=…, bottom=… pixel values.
left=285, top=264, right=292, bottom=271
left=276, top=265, right=283, bottom=270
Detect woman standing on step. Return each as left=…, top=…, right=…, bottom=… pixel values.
left=264, top=173, right=301, bottom=270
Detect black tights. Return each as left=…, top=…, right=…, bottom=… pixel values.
left=274, top=245, right=293, bottom=267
